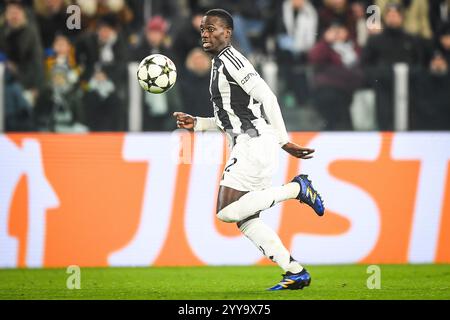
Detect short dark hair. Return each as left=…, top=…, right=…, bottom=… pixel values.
left=5, top=0, right=25, bottom=8
left=384, top=3, right=404, bottom=16
left=97, top=14, right=120, bottom=30
left=205, top=8, right=234, bottom=30
left=438, top=22, right=450, bottom=37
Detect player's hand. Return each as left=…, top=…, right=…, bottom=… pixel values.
left=173, top=112, right=196, bottom=130
left=282, top=142, right=315, bottom=159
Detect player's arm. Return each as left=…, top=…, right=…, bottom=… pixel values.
left=173, top=112, right=218, bottom=131
left=248, top=81, right=315, bottom=159
left=221, top=51, right=314, bottom=159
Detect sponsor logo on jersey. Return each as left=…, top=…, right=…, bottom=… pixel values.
left=241, top=72, right=258, bottom=85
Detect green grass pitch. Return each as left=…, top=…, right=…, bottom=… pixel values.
left=1, top=265, right=449, bottom=300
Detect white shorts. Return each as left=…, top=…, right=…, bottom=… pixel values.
left=220, top=132, right=280, bottom=192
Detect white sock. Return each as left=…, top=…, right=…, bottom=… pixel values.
left=238, top=217, right=303, bottom=274
left=217, top=182, right=300, bottom=223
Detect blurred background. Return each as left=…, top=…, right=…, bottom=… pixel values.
left=1, top=0, right=449, bottom=133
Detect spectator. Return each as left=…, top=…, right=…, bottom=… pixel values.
left=412, top=51, right=450, bottom=130
left=148, top=0, right=189, bottom=21
left=179, top=48, right=212, bottom=118
left=375, top=0, right=433, bottom=39
left=76, top=14, right=128, bottom=88
left=35, top=34, right=85, bottom=131
left=310, top=0, right=325, bottom=10
left=131, top=15, right=173, bottom=61
left=318, top=0, right=358, bottom=40
left=361, top=3, right=425, bottom=130
left=95, top=0, right=136, bottom=38
left=409, top=22, right=450, bottom=130
left=171, top=8, right=204, bottom=70
left=0, top=0, right=45, bottom=110
left=220, top=0, right=270, bottom=56
left=273, top=0, right=318, bottom=56
left=436, top=22, right=450, bottom=64
left=188, top=0, right=220, bottom=13
left=269, top=0, right=318, bottom=105
left=4, top=68, right=34, bottom=131
left=132, top=16, right=181, bottom=131
left=429, top=0, right=450, bottom=40
left=1, top=0, right=33, bottom=12
left=362, top=4, right=424, bottom=67
left=75, top=14, right=128, bottom=130
left=76, top=0, right=134, bottom=35
left=125, top=0, right=147, bottom=45
left=33, top=0, right=75, bottom=50
left=82, top=69, right=122, bottom=131
left=309, top=22, right=363, bottom=130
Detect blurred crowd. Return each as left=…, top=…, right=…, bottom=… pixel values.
left=0, top=0, right=449, bottom=132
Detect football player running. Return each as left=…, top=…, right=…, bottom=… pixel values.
left=174, top=9, right=324, bottom=290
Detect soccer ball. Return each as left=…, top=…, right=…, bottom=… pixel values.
left=137, top=54, right=177, bottom=94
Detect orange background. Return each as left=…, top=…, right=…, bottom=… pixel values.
left=4, top=132, right=450, bottom=267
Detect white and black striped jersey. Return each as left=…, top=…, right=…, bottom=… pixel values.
left=209, top=46, right=272, bottom=141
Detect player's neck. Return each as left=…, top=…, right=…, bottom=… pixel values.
left=214, top=43, right=231, bottom=56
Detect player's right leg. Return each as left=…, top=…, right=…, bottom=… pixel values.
left=216, top=134, right=324, bottom=223
left=216, top=178, right=324, bottom=223
left=216, top=186, right=311, bottom=290
left=291, top=174, right=325, bottom=216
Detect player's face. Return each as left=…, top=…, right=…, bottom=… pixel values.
left=200, top=16, right=231, bottom=55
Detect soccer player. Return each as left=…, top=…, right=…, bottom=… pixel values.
left=173, top=8, right=325, bottom=291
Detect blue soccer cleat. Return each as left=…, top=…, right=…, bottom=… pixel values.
left=292, top=174, right=325, bottom=216
left=268, top=269, right=311, bottom=291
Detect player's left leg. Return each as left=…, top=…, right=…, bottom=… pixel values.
left=237, top=214, right=311, bottom=290
left=216, top=183, right=312, bottom=290
left=217, top=133, right=318, bottom=290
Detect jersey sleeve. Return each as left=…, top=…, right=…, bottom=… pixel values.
left=194, top=117, right=219, bottom=131
left=249, top=80, right=290, bottom=147
left=219, top=49, right=261, bottom=94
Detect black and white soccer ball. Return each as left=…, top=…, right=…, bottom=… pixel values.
left=137, top=54, right=177, bottom=94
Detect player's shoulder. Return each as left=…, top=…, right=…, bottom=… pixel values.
left=218, top=46, right=252, bottom=71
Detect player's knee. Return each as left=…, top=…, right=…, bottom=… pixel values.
left=216, top=206, right=239, bottom=223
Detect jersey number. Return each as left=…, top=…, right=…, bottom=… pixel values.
left=222, top=158, right=237, bottom=180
